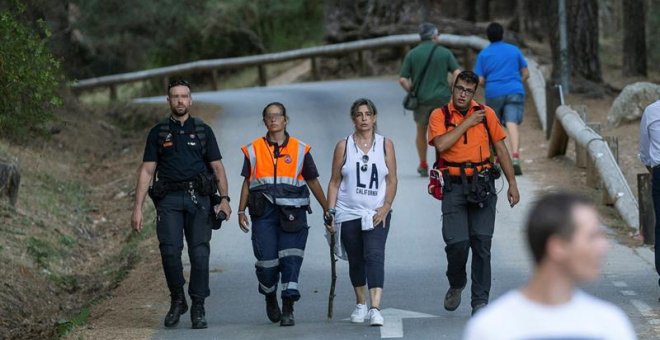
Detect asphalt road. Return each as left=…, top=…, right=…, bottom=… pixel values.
left=141, top=78, right=660, bottom=339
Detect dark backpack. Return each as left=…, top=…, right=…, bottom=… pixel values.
left=156, top=116, right=208, bottom=156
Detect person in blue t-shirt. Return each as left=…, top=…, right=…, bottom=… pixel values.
left=474, top=22, right=528, bottom=176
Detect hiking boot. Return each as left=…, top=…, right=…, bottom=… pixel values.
left=471, top=303, right=487, bottom=316
left=265, top=293, right=282, bottom=323
left=444, top=287, right=464, bottom=311
left=163, top=288, right=188, bottom=328
left=367, top=308, right=384, bottom=326
left=512, top=158, right=522, bottom=176
left=350, top=303, right=368, bottom=323
left=417, top=164, right=429, bottom=177
left=190, top=299, right=208, bottom=329
left=280, top=298, right=295, bottom=327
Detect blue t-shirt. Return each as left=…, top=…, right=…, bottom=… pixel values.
left=474, top=42, right=528, bottom=99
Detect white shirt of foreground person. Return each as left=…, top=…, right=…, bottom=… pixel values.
left=463, top=289, right=636, bottom=340
left=640, top=100, right=660, bottom=167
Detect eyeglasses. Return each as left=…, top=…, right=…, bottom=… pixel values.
left=454, top=85, right=476, bottom=95
left=361, top=155, right=369, bottom=172
left=264, top=112, right=285, bottom=120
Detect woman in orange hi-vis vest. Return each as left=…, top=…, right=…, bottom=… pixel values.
left=237, top=102, right=328, bottom=327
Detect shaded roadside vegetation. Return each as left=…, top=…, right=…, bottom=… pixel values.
left=2, top=0, right=660, bottom=338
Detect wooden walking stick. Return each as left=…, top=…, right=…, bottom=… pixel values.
left=327, top=231, right=337, bottom=320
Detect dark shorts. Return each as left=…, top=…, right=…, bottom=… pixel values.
left=487, top=94, right=525, bottom=125
left=413, top=104, right=436, bottom=127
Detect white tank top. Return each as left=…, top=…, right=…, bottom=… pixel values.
left=336, top=133, right=389, bottom=212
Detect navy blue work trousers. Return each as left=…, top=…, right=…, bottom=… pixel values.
left=156, top=191, right=212, bottom=299
left=251, top=204, right=308, bottom=301
left=653, top=167, right=660, bottom=284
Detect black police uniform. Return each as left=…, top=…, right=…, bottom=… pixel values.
left=143, top=116, right=222, bottom=300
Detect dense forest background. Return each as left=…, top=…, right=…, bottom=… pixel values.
left=1, top=1, right=659, bottom=338
left=2, top=0, right=659, bottom=80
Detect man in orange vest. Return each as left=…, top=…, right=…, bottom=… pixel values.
left=428, top=71, right=520, bottom=315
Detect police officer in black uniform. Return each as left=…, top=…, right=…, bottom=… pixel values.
left=131, top=79, right=231, bottom=329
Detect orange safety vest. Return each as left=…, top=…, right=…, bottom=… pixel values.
left=241, top=135, right=311, bottom=206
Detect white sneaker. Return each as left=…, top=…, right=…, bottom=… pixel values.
left=368, top=308, right=384, bottom=326
left=350, top=304, right=368, bottom=323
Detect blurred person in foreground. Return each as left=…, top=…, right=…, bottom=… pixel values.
left=463, top=192, right=636, bottom=340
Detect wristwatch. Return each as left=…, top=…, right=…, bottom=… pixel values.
left=219, top=195, right=230, bottom=203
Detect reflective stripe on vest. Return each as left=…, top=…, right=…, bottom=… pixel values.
left=241, top=136, right=310, bottom=191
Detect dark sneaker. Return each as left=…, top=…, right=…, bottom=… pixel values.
left=265, top=293, right=282, bottom=323
left=417, top=165, right=429, bottom=177
left=471, top=303, right=487, bottom=316
left=280, top=298, right=295, bottom=327
left=444, top=287, right=464, bottom=311
left=512, top=158, right=522, bottom=176
left=164, top=291, right=188, bottom=328
left=190, top=300, right=208, bottom=329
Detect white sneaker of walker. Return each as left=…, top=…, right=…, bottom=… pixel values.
left=368, top=308, right=384, bottom=326
left=350, top=304, right=368, bottom=323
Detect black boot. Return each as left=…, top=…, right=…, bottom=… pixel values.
left=265, top=293, right=282, bottom=323
left=190, top=298, right=208, bottom=329
left=164, top=288, right=188, bottom=328
left=280, top=298, right=295, bottom=327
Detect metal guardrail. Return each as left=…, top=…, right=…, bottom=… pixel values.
left=70, top=32, right=547, bottom=135
left=71, top=34, right=487, bottom=90
left=548, top=105, right=639, bottom=230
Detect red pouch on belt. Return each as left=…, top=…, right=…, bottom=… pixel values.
left=428, top=168, right=444, bottom=200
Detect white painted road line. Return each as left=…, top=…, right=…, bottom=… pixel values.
left=612, top=281, right=628, bottom=288
left=620, top=290, right=638, bottom=296
left=378, top=308, right=436, bottom=338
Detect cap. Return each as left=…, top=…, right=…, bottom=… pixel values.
left=419, top=22, right=438, bottom=40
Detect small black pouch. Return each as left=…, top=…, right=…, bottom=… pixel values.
left=196, top=172, right=216, bottom=196
left=248, top=192, right=269, bottom=218
left=278, top=206, right=307, bottom=233
left=148, top=179, right=168, bottom=202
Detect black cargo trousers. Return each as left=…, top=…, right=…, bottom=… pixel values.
left=156, top=190, right=212, bottom=299
left=440, top=179, right=497, bottom=308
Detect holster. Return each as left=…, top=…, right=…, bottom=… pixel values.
left=148, top=179, right=168, bottom=202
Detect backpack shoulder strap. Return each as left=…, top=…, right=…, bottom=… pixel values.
left=477, top=104, right=493, bottom=146
left=191, top=117, right=208, bottom=156
left=157, top=117, right=171, bottom=149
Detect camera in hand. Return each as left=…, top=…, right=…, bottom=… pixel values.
left=212, top=211, right=227, bottom=230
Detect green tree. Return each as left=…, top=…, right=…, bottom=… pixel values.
left=0, top=5, right=62, bottom=139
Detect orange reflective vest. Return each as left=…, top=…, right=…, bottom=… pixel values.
left=241, top=135, right=311, bottom=206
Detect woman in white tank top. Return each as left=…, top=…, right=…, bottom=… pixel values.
left=325, top=98, right=398, bottom=327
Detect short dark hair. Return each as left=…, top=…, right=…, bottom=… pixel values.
left=486, top=22, right=503, bottom=43
left=350, top=98, right=378, bottom=117
left=453, top=70, right=479, bottom=89
left=167, top=79, right=191, bottom=95
left=262, top=102, right=287, bottom=118
left=526, top=192, right=594, bottom=264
